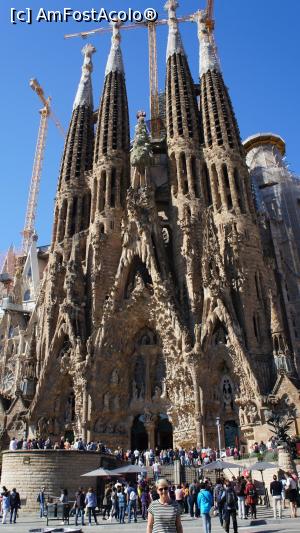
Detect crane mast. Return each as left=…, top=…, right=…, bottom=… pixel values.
left=21, top=79, right=64, bottom=255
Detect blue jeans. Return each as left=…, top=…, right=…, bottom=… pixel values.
left=75, top=508, right=85, bottom=525
left=128, top=501, right=137, bottom=522
left=10, top=508, right=17, bottom=524
left=202, top=513, right=211, bottom=533
left=119, top=506, right=125, bottom=523
left=39, top=502, right=45, bottom=518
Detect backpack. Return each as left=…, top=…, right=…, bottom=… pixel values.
left=226, top=489, right=236, bottom=509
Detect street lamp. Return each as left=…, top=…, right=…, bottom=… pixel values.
left=216, top=416, right=222, bottom=458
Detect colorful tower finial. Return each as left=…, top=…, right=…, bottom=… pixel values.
left=73, top=44, right=96, bottom=110
left=105, top=20, right=124, bottom=76
left=165, top=0, right=185, bottom=60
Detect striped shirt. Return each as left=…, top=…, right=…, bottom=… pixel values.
left=148, top=500, right=180, bottom=533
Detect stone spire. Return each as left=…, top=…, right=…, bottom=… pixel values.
left=105, top=20, right=124, bottom=75
left=197, top=11, right=220, bottom=78
left=53, top=45, right=95, bottom=243
left=165, top=0, right=185, bottom=60
left=165, top=0, right=201, bottom=147
left=93, top=20, right=130, bottom=166
left=73, top=44, right=96, bottom=110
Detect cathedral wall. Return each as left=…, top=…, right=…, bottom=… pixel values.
left=0, top=450, right=107, bottom=512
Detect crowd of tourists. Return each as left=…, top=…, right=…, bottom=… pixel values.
left=1, top=467, right=299, bottom=530
left=37, top=470, right=300, bottom=531
left=9, top=434, right=279, bottom=467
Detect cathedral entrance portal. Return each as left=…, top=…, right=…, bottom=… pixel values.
left=155, top=414, right=173, bottom=450
left=224, top=420, right=239, bottom=448
left=131, top=415, right=148, bottom=451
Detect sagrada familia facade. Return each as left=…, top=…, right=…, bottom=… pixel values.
left=1, top=1, right=300, bottom=451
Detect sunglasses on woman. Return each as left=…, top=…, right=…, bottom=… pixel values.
left=158, top=487, right=169, bottom=492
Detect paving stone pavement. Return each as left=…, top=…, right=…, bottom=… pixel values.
left=1, top=507, right=300, bottom=533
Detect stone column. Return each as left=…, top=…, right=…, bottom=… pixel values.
left=105, top=168, right=112, bottom=208
left=227, top=165, right=240, bottom=212
left=186, top=156, right=195, bottom=196
left=145, top=422, right=155, bottom=450
left=175, top=154, right=183, bottom=194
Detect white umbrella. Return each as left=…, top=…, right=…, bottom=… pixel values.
left=81, top=467, right=119, bottom=477
left=199, top=459, right=239, bottom=471
left=110, top=464, right=147, bottom=475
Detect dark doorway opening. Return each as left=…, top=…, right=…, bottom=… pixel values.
left=131, top=415, right=148, bottom=451
left=224, top=420, right=239, bottom=448
left=64, top=430, right=74, bottom=444
left=155, top=415, right=173, bottom=449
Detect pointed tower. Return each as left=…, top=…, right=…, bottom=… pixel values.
left=197, top=11, right=281, bottom=388
left=52, top=44, right=95, bottom=247
left=165, top=0, right=203, bottom=329
left=92, top=20, right=130, bottom=222
left=197, top=13, right=254, bottom=214
left=87, top=21, right=130, bottom=327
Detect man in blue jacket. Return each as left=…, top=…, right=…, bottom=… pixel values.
left=197, top=482, right=213, bottom=533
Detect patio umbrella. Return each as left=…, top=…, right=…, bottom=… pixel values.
left=249, top=461, right=278, bottom=482
left=249, top=461, right=278, bottom=472
left=199, top=459, right=239, bottom=471
left=248, top=461, right=277, bottom=508
left=81, top=467, right=119, bottom=477
left=110, top=464, right=147, bottom=475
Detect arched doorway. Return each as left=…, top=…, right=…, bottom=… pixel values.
left=131, top=415, right=148, bottom=451
left=155, top=415, right=173, bottom=449
left=224, top=420, right=239, bottom=448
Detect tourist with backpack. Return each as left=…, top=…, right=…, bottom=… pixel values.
left=245, top=478, right=257, bottom=519
left=197, top=482, right=213, bottom=533
left=234, top=476, right=246, bottom=519
left=214, top=478, right=224, bottom=526
left=221, top=481, right=238, bottom=533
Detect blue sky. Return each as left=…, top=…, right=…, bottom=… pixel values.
left=1, top=0, right=300, bottom=253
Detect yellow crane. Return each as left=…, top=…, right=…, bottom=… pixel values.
left=21, top=79, right=65, bottom=254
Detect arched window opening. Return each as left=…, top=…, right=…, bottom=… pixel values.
left=274, top=336, right=279, bottom=353
left=170, top=153, right=178, bottom=197
left=58, top=200, right=67, bottom=242
left=211, top=164, right=221, bottom=210
left=201, top=162, right=212, bottom=206
left=70, top=197, right=78, bottom=236
left=23, top=289, right=31, bottom=301
left=234, top=169, right=246, bottom=213
left=99, top=170, right=106, bottom=212
left=180, top=153, right=189, bottom=195
left=191, top=156, right=200, bottom=198
left=253, top=314, right=260, bottom=341
left=110, top=167, right=117, bottom=208
left=222, top=164, right=230, bottom=189
left=255, top=272, right=261, bottom=301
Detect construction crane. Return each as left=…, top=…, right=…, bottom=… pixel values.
left=21, top=79, right=65, bottom=255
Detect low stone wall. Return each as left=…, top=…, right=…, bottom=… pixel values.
left=1, top=450, right=116, bottom=513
